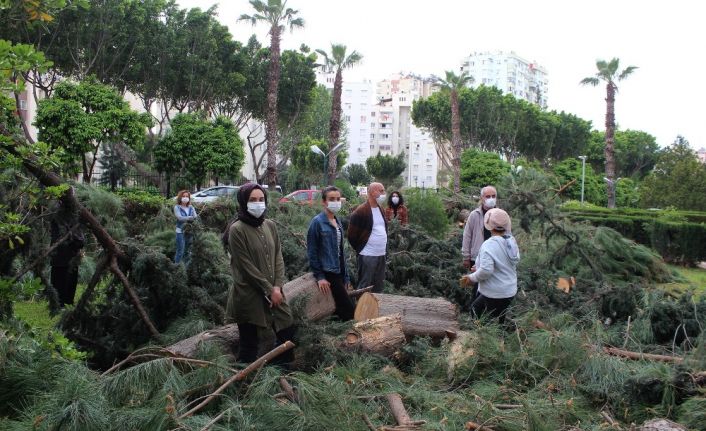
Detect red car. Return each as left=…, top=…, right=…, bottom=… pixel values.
left=279, top=189, right=321, bottom=204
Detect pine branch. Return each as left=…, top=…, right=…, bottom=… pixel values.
left=109, top=255, right=161, bottom=339
left=178, top=341, right=296, bottom=419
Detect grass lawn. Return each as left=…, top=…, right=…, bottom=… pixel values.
left=658, top=264, right=706, bottom=297
left=13, top=297, right=59, bottom=337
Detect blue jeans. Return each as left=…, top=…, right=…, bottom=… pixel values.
left=174, top=232, right=193, bottom=265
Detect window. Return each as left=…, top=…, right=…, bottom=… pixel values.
left=370, top=133, right=375, bottom=139
left=370, top=122, right=375, bottom=128
left=360, top=115, right=366, bottom=122
left=293, top=191, right=309, bottom=201
left=381, top=134, right=389, bottom=139
left=345, top=115, right=351, bottom=121
left=19, top=100, right=27, bottom=110
left=371, top=112, right=376, bottom=117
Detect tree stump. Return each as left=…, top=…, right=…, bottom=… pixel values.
left=354, top=293, right=459, bottom=338
left=343, top=315, right=406, bottom=356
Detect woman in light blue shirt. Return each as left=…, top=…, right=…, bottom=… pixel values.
left=174, top=190, right=198, bottom=264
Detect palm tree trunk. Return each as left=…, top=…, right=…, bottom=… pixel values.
left=328, top=69, right=343, bottom=185
left=265, top=25, right=282, bottom=188
left=450, top=90, right=462, bottom=193
left=604, top=83, right=616, bottom=208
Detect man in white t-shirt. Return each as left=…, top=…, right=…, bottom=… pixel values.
left=347, top=182, right=388, bottom=292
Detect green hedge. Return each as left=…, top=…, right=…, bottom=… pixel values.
left=563, top=207, right=706, bottom=264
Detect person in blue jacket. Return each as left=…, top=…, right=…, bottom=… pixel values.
left=306, top=186, right=355, bottom=321
left=174, top=190, right=198, bottom=265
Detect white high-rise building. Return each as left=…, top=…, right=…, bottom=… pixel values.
left=460, top=51, right=548, bottom=108
left=316, top=70, right=374, bottom=167
left=371, top=73, right=439, bottom=188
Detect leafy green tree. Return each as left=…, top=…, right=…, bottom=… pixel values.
left=239, top=0, right=304, bottom=189
left=154, top=113, right=245, bottom=188
left=436, top=70, right=473, bottom=192
left=586, top=129, right=660, bottom=180
left=35, top=78, right=152, bottom=182
left=548, top=111, right=592, bottom=161
left=342, top=163, right=372, bottom=186
left=404, top=189, right=448, bottom=239
left=640, top=136, right=706, bottom=211
left=614, top=177, right=641, bottom=208
left=97, top=142, right=129, bottom=191
left=460, top=149, right=511, bottom=192
left=243, top=43, right=317, bottom=180
left=552, top=158, right=605, bottom=205
left=366, top=153, right=406, bottom=187
left=290, top=136, right=346, bottom=185
left=315, top=43, right=362, bottom=184
left=581, top=58, right=638, bottom=208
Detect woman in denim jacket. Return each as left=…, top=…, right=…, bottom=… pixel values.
left=174, top=190, right=198, bottom=264
left=306, top=186, right=355, bottom=321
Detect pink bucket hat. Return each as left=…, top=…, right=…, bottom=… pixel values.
left=484, top=208, right=511, bottom=232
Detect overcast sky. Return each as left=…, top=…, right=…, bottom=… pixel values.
left=179, top=0, right=705, bottom=150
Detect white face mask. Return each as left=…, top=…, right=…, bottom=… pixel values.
left=376, top=193, right=387, bottom=206
left=391, top=196, right=400, bottom=205
left=181, top=197, right=190, bottom=204
left=327, top=201, right=342, bottom=213
left=484, top=197, right=497, bottom=209
left=247, top=202, right=266, bottom=218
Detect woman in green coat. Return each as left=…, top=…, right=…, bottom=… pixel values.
left=226, top=183, right=295, bottom=364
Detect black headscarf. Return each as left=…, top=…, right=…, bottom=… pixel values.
left=237, top=183, right=268, bottom=227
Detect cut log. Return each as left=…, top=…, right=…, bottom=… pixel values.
left=354, top=293, right=459, bottom=338
left=283, top=272, right=336, bottom=321
left=166, top=324, right=240, bottom=357
left=166, top=272, right=348, bottom=357
left=343, top=315, right=406, bottom=356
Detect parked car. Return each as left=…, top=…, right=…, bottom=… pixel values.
left=261, top=184, right=283, bottom=194
left=189, top=186, right=239, bottom=204
left=279, top=189, right=321, bottom=204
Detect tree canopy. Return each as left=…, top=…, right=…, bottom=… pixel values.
left=640, top=136, right=706, bottom=211
left=153, top=113, right=245, bottom=187
left=366, top=153, right=406, bottom=187
left=412, top=85, right=592, bottom=164
left=35, top=77, right=151, bottom=181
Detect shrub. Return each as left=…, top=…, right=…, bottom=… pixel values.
left=404, top=189, right=449, bottom=239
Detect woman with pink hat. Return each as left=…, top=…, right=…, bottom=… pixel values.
left=463, top=208, right=520, bottom=323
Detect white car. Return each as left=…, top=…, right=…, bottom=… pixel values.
left=189, top=186, right=240, bottom=204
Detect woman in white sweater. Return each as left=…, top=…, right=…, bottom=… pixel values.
left=465, top=208, right=520, bottom=323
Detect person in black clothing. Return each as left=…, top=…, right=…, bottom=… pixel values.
left=49, top=191, right=85, bottom=308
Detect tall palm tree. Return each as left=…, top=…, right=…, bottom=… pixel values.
left=315, top=43, right=363, bottom=185
left=239, top=0, right=304, bottom=188
left=581, top=58, right=637, bottom=208
left=438, top=70, right=473, bottom=192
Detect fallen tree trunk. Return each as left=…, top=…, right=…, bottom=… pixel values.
left=283, top=272, right=336, bottom=321
left=166, top=272, right=368, bottom=357
left=166, top=324, right=240, bottom=357
left=354, top=293, right=459, bottom=339
left=342, top=315, right=406, bottom=356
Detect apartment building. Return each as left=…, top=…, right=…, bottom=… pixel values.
left=460, top=50, right=549, bottom=108
left=370, top=73, right=439, bottom=188
left=316, top=70, right=374, bottom=167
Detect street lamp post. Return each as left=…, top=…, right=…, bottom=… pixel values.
left=578, top=155, right=587, bottom=205
left=311, top=142, right=346, bottom=186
